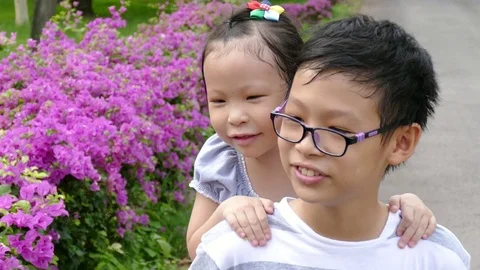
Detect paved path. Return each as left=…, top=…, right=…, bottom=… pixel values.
left=360, top=0, right=479, bottom=267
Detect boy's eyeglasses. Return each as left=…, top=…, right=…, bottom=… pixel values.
left=270, top=103, right=386, bottom=157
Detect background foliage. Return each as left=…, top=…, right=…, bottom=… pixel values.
left=0, top=0, right=356, bottom=269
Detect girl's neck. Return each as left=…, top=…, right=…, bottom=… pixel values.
left=243, top=146, right=296, bottom=201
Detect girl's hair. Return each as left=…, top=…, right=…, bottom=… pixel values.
left=201, top=6, right=303, bottom=89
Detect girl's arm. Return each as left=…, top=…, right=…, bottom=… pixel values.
left=186, top=193, right=223, bottom=259
left=186, top=193, right=274, bottom=259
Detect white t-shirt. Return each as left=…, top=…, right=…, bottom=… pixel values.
left=190, top=197, right=470, bottom=270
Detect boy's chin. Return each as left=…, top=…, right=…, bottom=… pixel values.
left=292, top=183, right=353, bottom=208
left=293, top=187, right=337, bottom=206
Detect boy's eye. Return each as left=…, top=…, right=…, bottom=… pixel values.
left=246, top=95, right=264, bottom=100
left=284, top=112, right=304, bottom=122
left=330, top=127, right=354, bottom=135
left=292, top=116, right=304, bottom=122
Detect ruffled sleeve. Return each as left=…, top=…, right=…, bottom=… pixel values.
left=189, top=133, right=255, bottom=203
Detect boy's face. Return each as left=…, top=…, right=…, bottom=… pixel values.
left=278, top=69, right=419, bottom=205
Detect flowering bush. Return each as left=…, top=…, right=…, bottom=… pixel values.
left=283, top=0, right=335, bottom=25
left=0, top=156, right=67, bottom=269
left=0, top=0, right=335, bottom=268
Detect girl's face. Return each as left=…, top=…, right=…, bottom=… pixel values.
left=203, top=46, right=286, bottom=158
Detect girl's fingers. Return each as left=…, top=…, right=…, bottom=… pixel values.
left=236, top=211, right=259, bottom=246
left=225, top=213, right=246, bottom=239
left=245, top=207, right=267, bottom=246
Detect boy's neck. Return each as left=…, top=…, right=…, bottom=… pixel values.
left=290, top=195, right=389, bottom=241
left=244, top=146, right=296, bottom=201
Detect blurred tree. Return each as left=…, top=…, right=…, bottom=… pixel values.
left=31, top=0, right=57, bottom=41
left=76, top=0, right=95, bottom=17
left=14, top=0, right=29, bottom=25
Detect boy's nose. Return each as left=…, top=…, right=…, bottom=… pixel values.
left=295, top=133, right=325, bottom=157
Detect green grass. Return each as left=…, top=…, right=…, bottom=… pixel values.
left=0, top=0, right=167, bottom=58
left=0, top=0, right=166, bottom=44
left=0, top=0, right=36, bottom=46
left=91, top=0, right=166, bottom=36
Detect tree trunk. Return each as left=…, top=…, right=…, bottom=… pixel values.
left=31, top=0, right=58, bottom=41
left=75, top=0, right=95, bottom=17
left=14, top=0, right=29, bottom=25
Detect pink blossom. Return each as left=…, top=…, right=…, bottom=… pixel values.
left=0, top=195, right=17, bottom=210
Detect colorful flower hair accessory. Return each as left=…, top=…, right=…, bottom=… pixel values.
left=247, top=0, right=285, bottom=22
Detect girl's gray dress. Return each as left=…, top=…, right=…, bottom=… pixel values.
left=189, top=133, right=258, bottom=203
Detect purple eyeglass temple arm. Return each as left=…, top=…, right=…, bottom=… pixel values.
left=273, top=100, right=288, bottom=113
left=355, top=130, right=379, bottom=142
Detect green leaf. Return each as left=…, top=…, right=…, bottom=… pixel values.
left=31, top=171, right=49, bottom=179
left=90, top=253, right=127, bottom=270
left=109, top=243, right=124, bottom=255
left=143, top=247, right=157, bottom=258
left=156, top=238, right=172, bottom=257
left=20, top=156, right=29, bottom=164
left=74, top=249, right=85, bottom=257
left=0, top=185, right=11, bottom=196
left=0, top=170, right=14, bottom=178
left=51, top=255, right=59, bottom=266
left=149, top=221, right=162, bottom=229
left=84, top=217, right=94, bottom=227
left=95, top=261, right=108, bottom=270
left=12, top=200, right=30, bottom=212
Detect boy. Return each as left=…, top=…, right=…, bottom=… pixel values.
left=189, top=15, right=470, bottom=270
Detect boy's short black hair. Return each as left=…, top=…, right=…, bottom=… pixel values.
left=202, top=7, right=303, bottom=89
left=296, top=15, right=439, bottom=142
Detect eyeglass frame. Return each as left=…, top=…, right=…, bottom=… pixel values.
left=270, top=101, right=387, bottom=157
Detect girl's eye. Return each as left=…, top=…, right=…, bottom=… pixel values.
left=210, top=99, right=225, bottom=104
left=246, top=95, right=264, bottom=100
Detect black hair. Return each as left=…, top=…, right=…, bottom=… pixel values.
left=201, top=7, right=303, bottom=90
left=297, top=15, right=439, bottom=143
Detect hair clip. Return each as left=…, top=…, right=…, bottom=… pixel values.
left=247, top=0, right=285, bottom=22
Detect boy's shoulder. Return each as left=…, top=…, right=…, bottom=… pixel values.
left=191, top=201, right=470, bottom=270
left=200, top=202, right=297, bottom=248
left=379, top=212, right=470, bottom=269
left=419, top=224, right=471, bottom=269
left=191, top=200, right=302, bottom=270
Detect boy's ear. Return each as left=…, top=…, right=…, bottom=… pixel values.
left=387, top=124, right=422, bottom=166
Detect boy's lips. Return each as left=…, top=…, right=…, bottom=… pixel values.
left=291, top=163, right=328, bottom=185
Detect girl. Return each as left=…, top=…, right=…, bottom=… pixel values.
left=186, top=2, right=436, bottom=259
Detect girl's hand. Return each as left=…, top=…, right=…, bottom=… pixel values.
left=388, top=193, right=437, bottom=249
left=220, top=196, right=274, bottom=247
